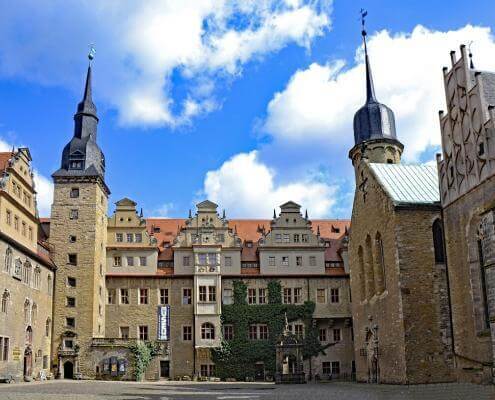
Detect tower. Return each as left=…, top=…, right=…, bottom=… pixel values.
left=50, top=55, right=109, bottom=379
left=348, top=15, right=403, bottom=170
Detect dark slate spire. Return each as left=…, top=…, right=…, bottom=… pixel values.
left=353, top=11, right=398, bottom=146
left=53, top=49, right=107, bottom=185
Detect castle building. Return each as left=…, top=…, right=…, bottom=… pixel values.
left=347, top=27, right=455, bottom=384
left=0, top=148, right=55, bottom=382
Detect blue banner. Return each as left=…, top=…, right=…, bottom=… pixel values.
left=158, top=305, right=170, bottom=341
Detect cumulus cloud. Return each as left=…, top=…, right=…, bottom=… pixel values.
left=202, top=151, right=337, bottom=218
left=263, top=25, right=495, bottom=161
left=0, top=0, right=331, bottom=127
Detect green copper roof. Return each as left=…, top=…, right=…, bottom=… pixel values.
left=369, top=163, right=440, bottom=205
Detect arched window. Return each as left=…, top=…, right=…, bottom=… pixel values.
left=1, top=290, right=9, bottom=313
left=432, top=219, right=445, bottom=263
left=31, top=302, right=37, bottom=324
left=365, top=235, right=375, bottom=299
left=24, top=299, right=31, bottom=324
left=23, top=261, right=32, bottom=285
left=357, top=246, right=365, bottom=302
left=26, top=326, right=33, bottom=343
left=14, top=258, right=22, bottom=278
left=4, top=247, right=12, bottom=273
left=33, top=266, right=41, bottom=289
left=374, top=232, right=386, bottom=293
left=45, top=318, right=51, bottom=337
left=47, top=275, right=52, bottom=296
left=201, top=322, right=215, bottom=340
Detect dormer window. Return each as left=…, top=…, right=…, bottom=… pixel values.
left=69, top=161, right=84, bottom=170
left=246, top=241, right=253, bottom=248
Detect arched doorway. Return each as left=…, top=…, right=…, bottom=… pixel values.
left=63, top=361, right=74, bottom=379
left=23, top=347, right=32, bottom=378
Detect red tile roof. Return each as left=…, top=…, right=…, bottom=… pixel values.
left=0, top=151, right=13, bottom=172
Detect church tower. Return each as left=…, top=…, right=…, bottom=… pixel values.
left=348, top=20, right=403, bottom=170
left=50, top=55, right=109, bottom=379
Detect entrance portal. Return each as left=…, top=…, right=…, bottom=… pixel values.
left=23, top=348, right=32, bottom=378
left=255, top=362, right=265, bottom=381
left=160, top=360, right=170, bottom=378
left=63, top=361, right=74, bottom=379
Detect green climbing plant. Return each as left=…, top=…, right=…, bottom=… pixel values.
left=128, top=341, right=161, bottom=381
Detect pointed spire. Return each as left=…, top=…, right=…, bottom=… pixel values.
left=273, top=209, right=277, bottom=219
left=360, top=9, right=376, bottom=103
left=188, top=209, right=192, bottom=219
left=139, top=208, right=143, bottom=218
left=234, top=225, right=237, bottom=235
left=317, top=225, right=321, bottom=236
left=222, top=209, right=226, bottom=219
left=305, top=209, right=308, bottom=220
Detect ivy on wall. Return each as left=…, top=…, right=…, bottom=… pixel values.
left=128, top=341, right=161, bottom=381
left=212, top=280, right=328, bottom=380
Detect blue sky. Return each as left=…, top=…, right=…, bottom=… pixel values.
left=0, top=0, right=494, bottom=218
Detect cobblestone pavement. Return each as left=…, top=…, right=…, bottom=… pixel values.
left=0, top=380, right=494, bottom=400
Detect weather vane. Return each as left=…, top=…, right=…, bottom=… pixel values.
left=88, top=44, right=96, bottom=62
left=360, top=8, right=368, bottom=37
left=468, top=41, right=475, bottom=69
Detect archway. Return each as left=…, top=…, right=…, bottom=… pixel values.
left=23, top=347, right=32, bottom=378
left=63, top=360, right=74, bottom=379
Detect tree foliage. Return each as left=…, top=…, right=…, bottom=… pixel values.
left=128, top=341, right=161, bottom=381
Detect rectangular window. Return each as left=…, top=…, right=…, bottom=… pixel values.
left=183, top=326, right=192, bottom=341
left=127, top=257, right=134, bottom=267
left=198, top=253, right=207, bottom=265
left=223, top=288, right=233, bottom=305
left=114, top=256, right=122, bottom=267
left=258, top=288, right=267, bottom=304
left=331, top=361, right=340, bottom=375
left=296, top=256, right=302, bottom=266
left=333, top=328, right=341, bottom=342
left=200, top=364, right=215, bottom=377
left=183, top=256, right=190, bottom=266
left=21, top=222, right=26, bottom=236
left=182, top=288, right=192, bottom=305
left=28, top=227, right=33, bottom=241
left=281, top=256, right=289, bottom=266
left=316, top=289, right=326, bottom=304
left=283, top=234, right=290, bottom=243
left=319, top=328, right=327, bottom=342
left=66, top=317, right=75, bottom=328
left=70, top=188, right=79, bottom=198
left=159, top=288, right=169, bottom=305
left=107, top=289, right=116, bottom=304
left=67, top=277, right=76, bottom=287
left=120, top=327, right=129, bottom=339
left=126, top=233, right=133, bottom=243
left=66, top=297, right=76, bottom=307
left=302, top=234, right=309, bottom=243
left=208, top=286, right=216, bottom=302
left=207, top=253, right=217, bottom=265
left=283, top=288, right=292, bottom=304
left=259, top=324, right=269, bottom=340
left=0, top=337, right=9, bottom=361
left=322, top=362, right=331, bottom=375
left=120, top=289, right=129, bottom=304
left=139, top=256, right=147, bottom=267
left=248, top=325, right=257, bottom=340
left=199, top=286, right=207, bottom=302
left=293, top=234, right=300, bottom=243
left=309, top=256, right=317, bottom=267
left=138, top=325, right=149, bottom=341
left=294, top=324, right=304, bottom=338
left=248, top=288, right=256, bottom=304
left=330, top=288, right=340, bottom=303
left=223, top=325, right=234, bottom=340
left=268, top=256, right=275, bottom=266
left=14, top=215, right=19, bottom=231
left=68, top=253, right=77, bottom=266
left=294, top=288, right=302, bottom=304
left=135, top=233, right=142, bottom=243
left=43, top=355, right=48, bottom=369
left=225, top=256, right=232, bottom=267
left=139, top=288, right=148, bottom=305
left=6, top=210, right=11, bottom=225
left=116, top=233, right=123, bottom=242
left=70, top=209, right=78, bottom=220
left=275, top=233, right=282, bottom=243
left=64, top=339, right=74, bottom=349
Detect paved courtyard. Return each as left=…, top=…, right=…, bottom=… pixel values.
left=0, top=380, right=494, bottom=400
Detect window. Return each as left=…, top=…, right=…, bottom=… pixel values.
left=249, top=325, right=268, bottom=340
left=182, top=288, right=192, bottom=305
left=14, top=215, right=19, bottom=230
left=201, top=323, right=215, bottom=340
left=120, top=289, right=129, bottom=304
left=28, top=227, right=33, bottom=241
left=258, top=288, right=266, bottom=304
left=248, top=325, right=257, bottom=340
left=67, top=277, right=76, bottom=287
left=135, top=233, right=142, bottom=243
left=223, top=325, right=234, bottom=340
left=217, top=234, right=225, bottom=242
left=198, top=253, right=207, bottom=265
left=294, top=288, right=302, bottom=304
left=69, top=235, right=77, bottom=243
left=330, top=288, right=339, bottom=303
left=207, top=253, right=217, bottom=265
left=43, top=355, right=48, bottom=369
left=33, top=267, right=41, bottom=289
left=70, top=188, right=79, bottom=198
left=0, top=337, right=9, bottom=361
left=183, top=256, right=190, bottom=266
left=283, top=234, right=290, bottom=243
left=331, top=361, right=340, bottom=375
left=63, top=339, right=74, bottom=349
left=66, top=317, right=75, bottom=328
left=294, top=234, right=300, bottom=243
left=296, top=256, right=302, bottom=266
left=432, top=219, right=445, bottom=263
left=220, top=289, right=232, bottom=306
left=281, top=256, right=289, bottom=266
left=107, top=289, right=116, bottom=304
left=6, top=210, right=11, bottom=226
left=294, top=324, right=304, bottom=338
left=22, top=261, right=31, bottom=284
left=333, top=328, right=341, bottom=342
left=159, top=288, right=169, bottom=305
left=316, top=289, right=326, bottom=303
left=208, top=286, right=216, bottom=302
left=319, top=328, right=327, bottom=342
left=139, top=288, right=148, bottom=305
left=139, top=256, right=147, bottom=266
left=67, top=297, right=76, bottom=307
left=322, top=362, right=331, bottom=375
left=199, top=286, right=207, bottom=302
left=1, top=290, right=9, bottom=314
left=283, top=288, right=292, bottom=304
left=116, top=233, right=123, bottom=242
left=70, top=209, right=78, bottom=220
left=309, top=256, right=316, bottom=267
left=183, top=326, right=192, bottom=341
left=225, top=256, right=232, bottom=267
left=138, top=325, right=149, bottom=341
left=21, top=221, right=26, bottom=236
left=31, top=303, right=37, bottom=323
left=248, top=288, right=256, bottom=304
left=302, top=234, right=309, bottom=243
left=113, top=256, right=122, bottom=267
left=275, top=233, right=282, bottom=243
left=200, top=364, right=215, bottom=377
left=47, top=275, right=52, bottom=296
left=127, top=257, right=134, bottom=267
left=268, top=256, right=275, bottom=266
left=259, top=324, right=269, bottom=339
left=68, top=253, right=77, bottom=266
left=126, top=233, right=134, bottom=243
left=120, top=327, right=129, bottom=339
left=4, top=248, right=12, bottom=274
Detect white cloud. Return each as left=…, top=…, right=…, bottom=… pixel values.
left=0, top=0, right=331, bottom=127
left=202, top=150, right=336, bottom=218
left=263, top=25, right=495, bottom=161
left=151, top=202, right=175, bottom=218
